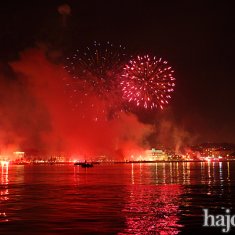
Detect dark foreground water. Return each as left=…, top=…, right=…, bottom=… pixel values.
left=1, top=162, right=235, bottom=234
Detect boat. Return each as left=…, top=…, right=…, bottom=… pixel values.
left=74, top=161, right=93, bottom=168
left=81, top=162, right=93, bottom=168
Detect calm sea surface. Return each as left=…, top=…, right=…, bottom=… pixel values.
left=1, top=162, right=235, bottom=234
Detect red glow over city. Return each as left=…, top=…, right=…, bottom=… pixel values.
left=1, top=49, right=233, bottom=164
left=0, top=1, right=234, bottom=235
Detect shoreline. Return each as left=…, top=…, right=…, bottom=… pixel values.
left=8, top=159, right=235, bottom=165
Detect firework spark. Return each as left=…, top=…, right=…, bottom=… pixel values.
left=120, top=55, right=175, bottom=110
left=63, top=42, right=127, bottom=120
left=64, top=41, right=126, bottom=96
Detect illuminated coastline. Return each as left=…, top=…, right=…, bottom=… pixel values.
left=1, top=142, right=235, bottom=165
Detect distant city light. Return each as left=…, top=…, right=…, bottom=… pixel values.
left=1, top=161, right=9, bottom=166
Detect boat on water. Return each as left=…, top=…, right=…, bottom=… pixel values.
left=74, top=161, right=93, bottom=168
left=81, top=162, right=93, bottom=168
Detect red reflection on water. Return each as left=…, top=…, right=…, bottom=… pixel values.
left=0, top=163, right=9, bottom=222
left=121, top=184, right=182, bottom=234
left=121, top=163, right=183, bottom=234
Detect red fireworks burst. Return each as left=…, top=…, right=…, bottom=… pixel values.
left=64, top=41, right=126, bottom=96
left=63, top=41, right=127, bottom=120
left=120, top=55, right=175, bottom=110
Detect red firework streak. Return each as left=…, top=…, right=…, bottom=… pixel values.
left=120, top=55, right=175, bottom=110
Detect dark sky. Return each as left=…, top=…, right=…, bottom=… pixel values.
left=0, top=0, right=234, bottom=144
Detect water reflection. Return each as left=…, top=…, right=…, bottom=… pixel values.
left=122, top=185, right=182, bottom=235
left=121, top=162, right=233, bottom=234
left=0, top=162, right=234, bottom=234
left=122, top=163, right=183, bottom=234
left=0, top=163, right=9, bottom=222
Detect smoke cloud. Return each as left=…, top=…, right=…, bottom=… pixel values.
left=153, top=110, right=199, bottom=154
left=0, top=47, right=153, bottom=160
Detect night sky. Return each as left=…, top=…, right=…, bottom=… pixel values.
left=0, top=0, right=234, bottom=145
